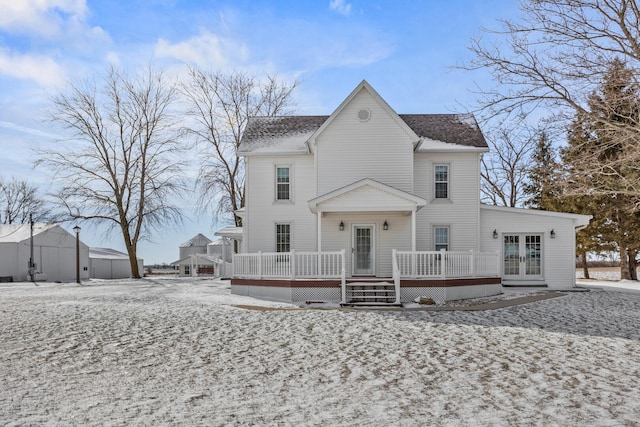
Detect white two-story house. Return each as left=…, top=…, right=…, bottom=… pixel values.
left=230, top=80, right=590, bottom=305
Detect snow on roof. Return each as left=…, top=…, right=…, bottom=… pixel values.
left=179, top=233, right=212, bottom=248
left=0, top=223, right=57, bottom=243
left=214, top=226, right=243, bottom=240
left=238, top=113, right=487, bottom=155
left=89, top=247, right=130, bottom=260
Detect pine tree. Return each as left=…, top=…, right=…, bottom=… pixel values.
left=564, top=58, right=640, bottom=280
left=523, top=132, right=562, bottom=211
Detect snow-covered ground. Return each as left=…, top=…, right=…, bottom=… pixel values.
left=2, top=277, right=640, bottom=426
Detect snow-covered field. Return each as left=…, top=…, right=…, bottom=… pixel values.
left=2, top=277, right=640, bottom=426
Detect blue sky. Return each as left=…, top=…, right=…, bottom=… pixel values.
left=0, top=0, right=520, bottom=264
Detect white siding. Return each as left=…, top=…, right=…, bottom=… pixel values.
left=480, top=207, right=580, bottom=289
left=320, top=212, right=411, bottom=277
left=244, top=154, right=316, bottom=253
left=0, top=226, right=90, bottom=282
left=414, top=152, right=482, bottom=251
left=315, top=89, right=415, bottom=195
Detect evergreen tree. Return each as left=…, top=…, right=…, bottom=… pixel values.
left=564, top=58, right=640, bottom=280
left=523, top=133, right=562, bottom=211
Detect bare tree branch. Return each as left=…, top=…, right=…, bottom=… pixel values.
left=181, top=69, right=298, bottom=226
left=37, top=65, right=187, bottom=278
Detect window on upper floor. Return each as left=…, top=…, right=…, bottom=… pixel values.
left=276, top=166, right=291, bottom=201
left=434, top=226, right=449, bottom=251
left=434, top=164, right=449, bottom=199
left=276, top=223, right=291, bottom=253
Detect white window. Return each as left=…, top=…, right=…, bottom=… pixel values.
left=434, top=226, right=449, bottom=251
left=276, top=166, right=290, bottom=201
left=434, top=164, right=449, bottom=199
left=276, top=223, right=291, bottom=252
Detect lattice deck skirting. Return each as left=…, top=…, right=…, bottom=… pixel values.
left=231, top=277, right=502, bottom=304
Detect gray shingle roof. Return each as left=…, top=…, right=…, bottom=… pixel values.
left=238, top=113, right=487, bottom=154
left=399, top=114, right=487, bottom=148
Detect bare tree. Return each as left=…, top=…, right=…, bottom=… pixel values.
left=464, top=0, right=640, bottom=198
left=481, top=123, right=537, bottom=207
left=38, top=66, right=186, bottom=278
left=0, top=176, right=56, bottom=224
left=181, top=69, right=298, bottom=226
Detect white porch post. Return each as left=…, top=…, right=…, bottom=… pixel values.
left=411, top=209, right=417, bottom=278
left=221, top=237, right=227, bottom=278
left=317, top=210, right=322, bottom=275
left=411, top=210, right=416, bottom=252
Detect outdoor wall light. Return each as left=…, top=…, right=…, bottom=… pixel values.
left=550, top=229, right=556, bottom=239
left=383, top=220, right=389, bottom=231
left=339, top=221, right=344, bottom=231
left=493, top=229, right=498, bottom=239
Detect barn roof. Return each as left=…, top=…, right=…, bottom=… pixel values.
left=0, top=223, right=57, bottom=243
left=89, top=247, right=129, bottom=260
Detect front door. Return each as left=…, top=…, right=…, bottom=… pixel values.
left=503, top=234, right=543, bottom=281
left=353, top=225, right=375, bottom=275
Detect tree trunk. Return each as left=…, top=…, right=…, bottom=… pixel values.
left=628, top=250, right=638, bottom=281
left=580, top=250, right=590, bottom=279
left=620, top=246, right=632, bottom=280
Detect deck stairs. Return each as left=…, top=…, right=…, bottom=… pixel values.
left=341, top=280, right=401, bottom=307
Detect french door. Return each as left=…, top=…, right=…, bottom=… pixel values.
left=353, top=225, right=375, bottom=275
left=503, top=234, right=543, bottom=281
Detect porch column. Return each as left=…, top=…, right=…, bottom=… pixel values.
left=411, top=209, right=416, bottom=252
left=317, top=210, right=322, bottom=276
left=317, top=209, right=322, bottom=252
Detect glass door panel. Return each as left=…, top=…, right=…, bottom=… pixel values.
left=503, top=234, right=543, bottom=280
left=525, top=235, right=541, bottom=275
left=353, top=226, right=374, bottom=275
left=503, top=235, right=520, bottom=276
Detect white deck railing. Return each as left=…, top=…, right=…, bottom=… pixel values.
left=233, top=250, right=346, bottom=280
left=393, top=249, right=500, bottom=279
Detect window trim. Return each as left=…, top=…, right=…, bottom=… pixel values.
left=275, top=222, right=292, bottom=253
left=434, top=164, right=450, bottom=200
left=433, top=225, right=450, bottom=251
left=275, top=164, right=293, bottom=202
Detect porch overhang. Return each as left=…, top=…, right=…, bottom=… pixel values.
left=308, top=178, right=427, bottom=214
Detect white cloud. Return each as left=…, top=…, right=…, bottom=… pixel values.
left=0, top=0, right=88, bottom=37
left=0, top=121, right=59, bottom=139
left=329, top=0, right=352, bottom=16
left=0, top=48, right=66, bottom=86
left=154, top=32, right=248, bottom=69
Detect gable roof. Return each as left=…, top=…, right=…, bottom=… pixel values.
left=307, top=80, right=420, bottom=147
left=0, top=223, right=57, bottom=243
left=238, top=80, right=488, bottom=155
left=308, top=178, right=426, bottom=213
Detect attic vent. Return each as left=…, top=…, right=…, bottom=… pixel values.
left=358, top=109, right=371, bottom=122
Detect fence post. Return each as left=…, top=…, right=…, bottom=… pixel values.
left=258, top=251, right=263, bottom=279
left=411, top=251, right=417, bottom=278
left=440, top=248, right=446, bottom=279
left=290, top=250, right=296, bottom=279
left=470, top=249, right=475, bottom=278
left=340, top=249, right=346, bottom=304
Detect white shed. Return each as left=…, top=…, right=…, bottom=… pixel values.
left=89, top=247, right=143, bottom=279
left=0, top=223, right=89, bottom=282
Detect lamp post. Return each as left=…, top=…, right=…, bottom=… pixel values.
left=73, top=225, right=81, bottom=284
